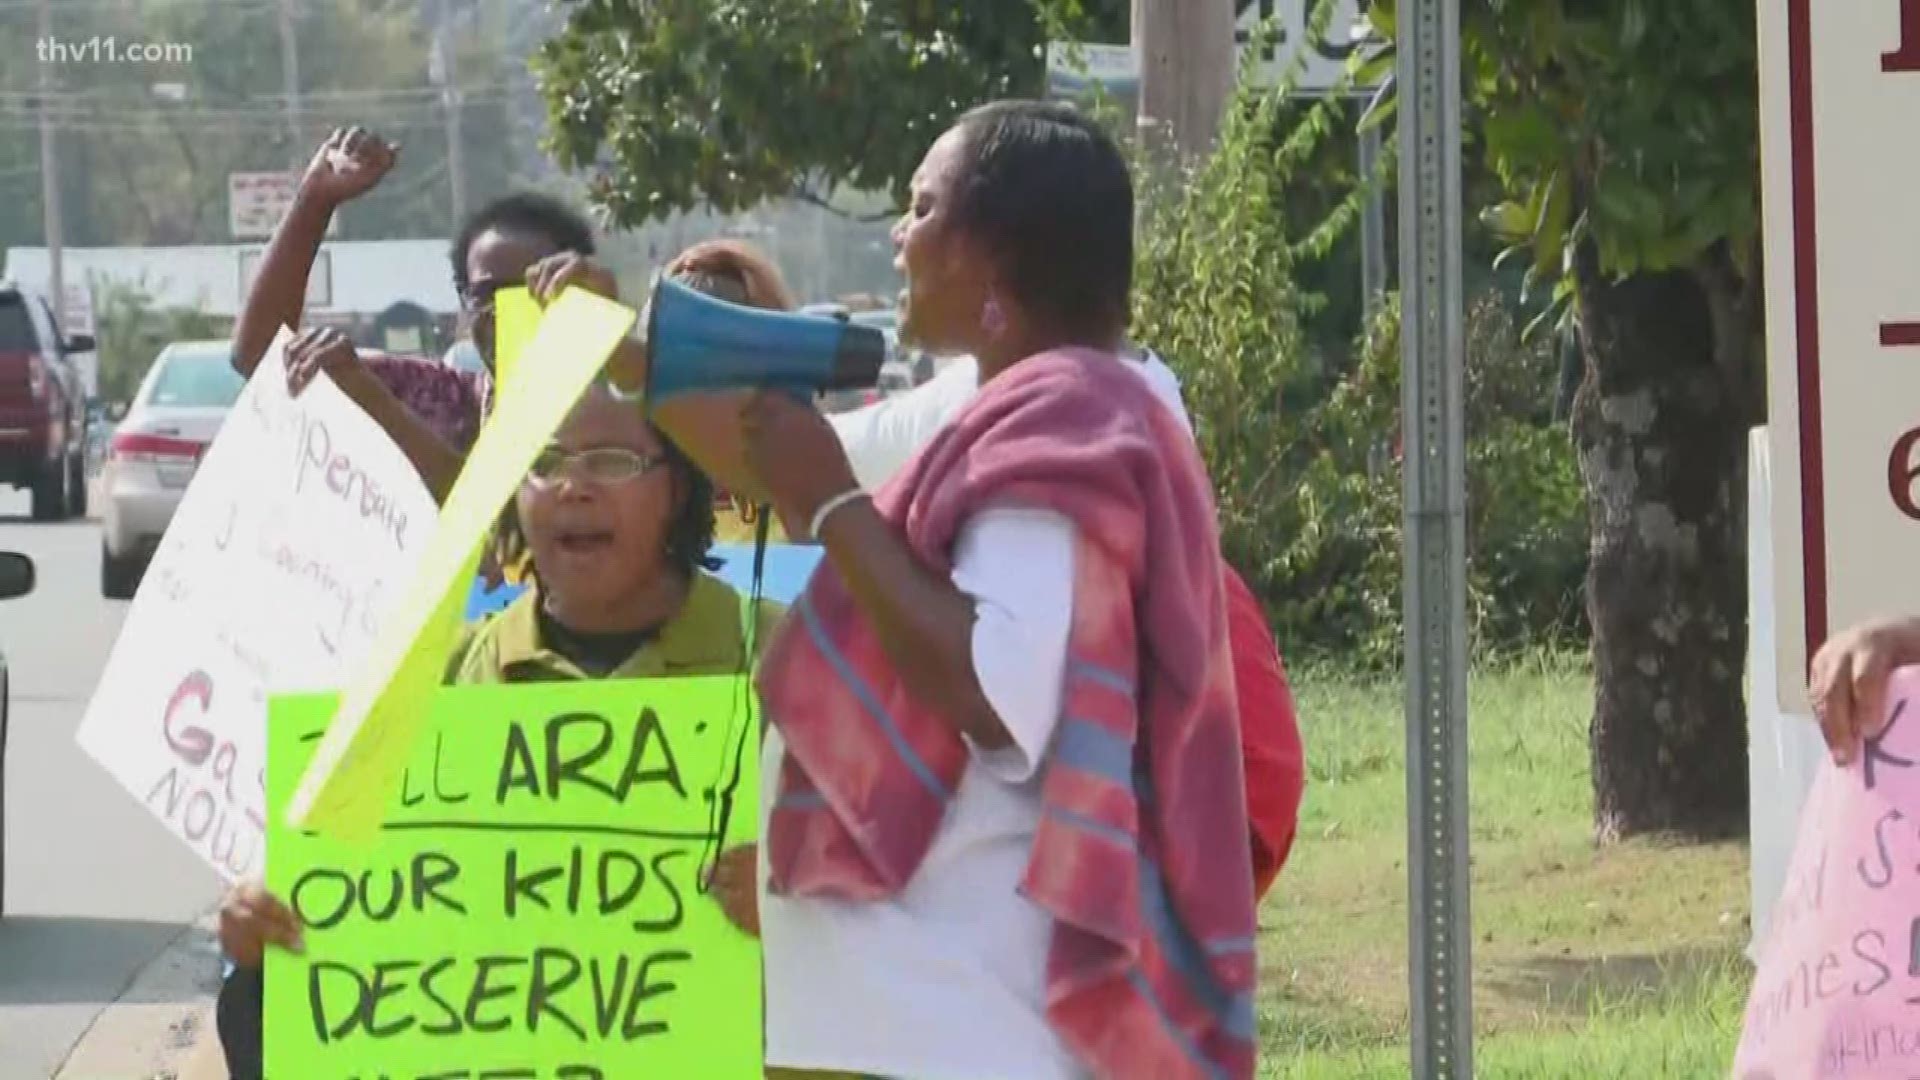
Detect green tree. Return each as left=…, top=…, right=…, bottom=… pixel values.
left=534, top=0, right=1128, bottom=224
left=1371, top=0, right=1761, bottom=840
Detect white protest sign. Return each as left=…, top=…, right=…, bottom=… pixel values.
left=1762, top=1, right=1920, bottom=712
left=75, top=332, right=438, bottom=881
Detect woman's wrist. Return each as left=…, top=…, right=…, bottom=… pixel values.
left=808, top=487, right=869, bottom=541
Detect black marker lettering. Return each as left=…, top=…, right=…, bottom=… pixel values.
left=598, top=849, right=646, bottom=916
left=308, top=961, right=370, bottom=1044
left=591, top=955, right=630, bottom=1039
left=547, top=712, right=619, bottom=801
left=633, top=849, right=687, bottom=933
left=463, top=956, right=527, bottom=1034
left=528, top=946, right=588, bottom=1042
left=292, top=868, right=357, bottom=932
left=364, top=960, right=421, bottom=1039
left=417, top=957, right=463, bottom=1037
left=622, top=950, right=692, bottom=1040
left=505, top=849, right=560, bottom=917
left=411, top=852, right=466, bottom=916
left=497, top=723, right=542, bottom=802
left=617, top=708, right=687, bottom=801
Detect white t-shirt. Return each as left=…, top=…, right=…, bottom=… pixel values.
left=758, top=355, right=1192, bottom=1078
left=831, top=351, right=1193, bottom=490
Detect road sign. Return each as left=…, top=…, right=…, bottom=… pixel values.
left=1048, top=0, right=1382, bottom=101
left=229, top=171, right=338, bottom=240
left=1237, top=0, right=1381, bottom=92
left=1760, top=1, right=1920, bottom=712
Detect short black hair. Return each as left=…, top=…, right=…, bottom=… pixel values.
left=450, top=192, right=596, bottom=295
left=949, top=99, right=1133, bottom=342
left=659, top=432, right=718, bottom=579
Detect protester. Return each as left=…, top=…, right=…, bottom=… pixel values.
left=211, top=382, right=778, bottom=1079
left=721, top=99, right=1257, bottom=1080
left=230, top=126, right=599, bottom=502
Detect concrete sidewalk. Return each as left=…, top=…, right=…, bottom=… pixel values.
left=51, top=909, right=222, bottom=1080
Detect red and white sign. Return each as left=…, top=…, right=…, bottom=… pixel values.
left=1762, top=1, right=1920, bottom=712
left=228, top=171, right=337, bottom=240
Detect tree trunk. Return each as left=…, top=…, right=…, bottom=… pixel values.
left=1571, top=253, right=1750, bottom=842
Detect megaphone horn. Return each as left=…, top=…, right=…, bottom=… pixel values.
left=645, top=277, right=888, bottom=402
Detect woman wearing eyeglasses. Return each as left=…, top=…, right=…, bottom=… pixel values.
left=209, top=375, right=778, bottom=1078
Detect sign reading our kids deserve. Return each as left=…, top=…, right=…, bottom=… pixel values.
left=266, top=678, right=763, bottom=1078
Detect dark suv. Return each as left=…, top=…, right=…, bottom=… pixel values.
left=0, top=284, right=92, bottom=521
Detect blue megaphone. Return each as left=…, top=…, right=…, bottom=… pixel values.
left=645, top=277, right=888, bottom=400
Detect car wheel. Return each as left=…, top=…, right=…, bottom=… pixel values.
left=29, top=460, right=63, bottom=522
left=101, top=539, right=142, bottom=600
left=66, top=449, right=87, bottom=519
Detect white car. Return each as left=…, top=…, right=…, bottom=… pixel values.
left=99, top=341, right=244, bottom=598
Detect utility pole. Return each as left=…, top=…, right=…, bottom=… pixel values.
left=1132, top=0, right=1235, bottom=161
left=37, top=0, right=63, bottom=335
left=432, top=0, right=468, bottom=226
left=279, top=0, right=303, bottom=164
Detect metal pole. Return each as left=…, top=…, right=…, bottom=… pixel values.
left=37, top=0, right=62, bottom=332
left=279, top=0, right=303, bottom=164
left=1397, top=0, right=1472, bottom=1075
left=1359, top=118, right=1388, bottom=316
left=433, top=0, right=468, bottom=225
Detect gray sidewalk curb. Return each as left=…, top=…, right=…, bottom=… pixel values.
left=52, top=905, right=224, bottom=1080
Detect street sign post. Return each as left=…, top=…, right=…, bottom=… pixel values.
left=1397, top=0, right=1472, bottom=1076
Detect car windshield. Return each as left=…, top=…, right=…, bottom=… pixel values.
left=147, top=350, right=244, bottom=409
left=0, top=297, right=35, bottom=351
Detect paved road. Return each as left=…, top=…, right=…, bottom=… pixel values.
left=0, top=490, right=222, bottom=1079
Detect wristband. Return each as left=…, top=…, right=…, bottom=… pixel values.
left=809, top=488, right=868, bottom=539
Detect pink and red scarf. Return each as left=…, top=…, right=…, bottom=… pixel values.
left=758, top=348, right=1257, bottom=1079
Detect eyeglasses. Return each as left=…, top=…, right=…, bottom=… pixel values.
left=525, top=447, right=668, bottom=487
left=460, top=277, right=521, bottom=316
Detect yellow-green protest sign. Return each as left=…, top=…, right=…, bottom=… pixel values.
left=266, top=677, right=763, bottom=1079
left=285, top=289, right=635, bottom=840
left=494, top=285, right=541, bottom=403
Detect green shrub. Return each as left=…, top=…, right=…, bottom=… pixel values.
left=1131, top=82, right=1588, bottom=665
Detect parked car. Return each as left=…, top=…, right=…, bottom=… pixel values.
left=100, top=341, right=244, bottom=599
left=0, top=283, right=93, bottom=521
left=0, top=549, right=37, bottom=915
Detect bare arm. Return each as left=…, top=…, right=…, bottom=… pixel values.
left=232, top=194, right=333, bottom=378
left=232, top=128, right=399, bottom=378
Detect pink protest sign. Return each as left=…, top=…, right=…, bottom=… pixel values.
left=1737, top=666, right=1920, bottom=1078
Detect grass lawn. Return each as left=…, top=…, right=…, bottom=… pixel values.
left=1258, top=655, right=1752, bottom=1078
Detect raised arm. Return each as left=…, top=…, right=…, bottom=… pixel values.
left=231, top=128, right=398, bottom=378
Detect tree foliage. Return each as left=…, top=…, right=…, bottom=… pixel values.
left=534, top=0, right=1128, bottom=224
left=1371, top=0, right=1760, bottom=350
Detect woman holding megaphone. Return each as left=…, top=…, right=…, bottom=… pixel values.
left=643, top=101, right=1259, bottom=1080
